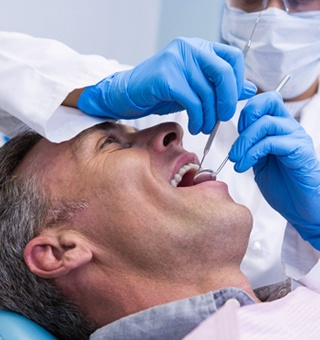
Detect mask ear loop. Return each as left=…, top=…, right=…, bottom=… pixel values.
left=242, top=11, right=262, bottom=58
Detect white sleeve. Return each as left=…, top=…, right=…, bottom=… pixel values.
left=282, top=222, right=320, bottom=293
left=0, top=31, right=132, bottom=142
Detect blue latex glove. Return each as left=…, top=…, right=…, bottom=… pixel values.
left=77, top=37, right=257, bottom=135
left=229, top=92, right=320, bottom=250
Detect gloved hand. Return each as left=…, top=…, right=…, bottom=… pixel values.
left=229, top=92, right=320, bottom=250
left=77, top=37, right=257, bottom=135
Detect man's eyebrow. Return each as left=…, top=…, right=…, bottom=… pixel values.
left=72, top=122, right=118, bottom=154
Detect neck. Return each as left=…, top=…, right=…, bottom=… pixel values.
left=67, top=264, right=259, bottom=328
left=257, top=78, right=319, bottom=102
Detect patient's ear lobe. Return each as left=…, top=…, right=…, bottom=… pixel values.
left=24, top=232, right=93, bottom=279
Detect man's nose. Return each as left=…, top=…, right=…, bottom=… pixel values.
left=137, top=122, right=184, bottom=152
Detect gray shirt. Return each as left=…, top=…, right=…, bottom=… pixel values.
left=90, top=287, right=255, bottom=340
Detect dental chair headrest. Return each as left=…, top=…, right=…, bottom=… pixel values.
left=0, top=310, right=57, bottom=339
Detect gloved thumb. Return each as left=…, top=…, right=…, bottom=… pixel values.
left=239, top=80, right=257, bottom=100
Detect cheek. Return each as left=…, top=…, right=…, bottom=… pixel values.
left=84, top=152, right=154, bottom=212
left=75, top=150, right=178, bottom=247
left=41, top=164, right=80, bottom=200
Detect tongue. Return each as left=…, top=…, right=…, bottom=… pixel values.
left=193, top=171, right=216, bottom=185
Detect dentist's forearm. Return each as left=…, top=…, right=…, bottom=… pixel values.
left=62, top=88, right=86, bottom=108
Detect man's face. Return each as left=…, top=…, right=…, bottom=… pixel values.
left=19, top=122, right=252, bottom=277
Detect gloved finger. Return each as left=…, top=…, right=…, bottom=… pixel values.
left=201, top=59, right=238, bottom=122
left=169, top=82, right=205, bottom=135
left=212, top=43, right=245, bottom=99
left=232, top=134, right=303, bottom=172
left=212, top=44, right=257, bottom=100
left=197, top=44, right=240, bottom=122
left=230, top=115, right=297, bottom=163
left=174, top=41, right=254, bottom=131
left=239, top=80, right=258, bottom=100
left=238, top=91, right=290, bottom=134
left=182, top=67, right=217, bottom=134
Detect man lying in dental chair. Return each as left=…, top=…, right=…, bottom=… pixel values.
left=0, top=91, right=319, bottom=339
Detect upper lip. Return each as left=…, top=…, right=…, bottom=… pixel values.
left=170, top=152, right=199, bottom=180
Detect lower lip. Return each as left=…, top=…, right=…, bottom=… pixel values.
left=193, top=179, right=227, bottom=189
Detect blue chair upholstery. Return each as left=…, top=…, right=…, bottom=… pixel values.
left=0, top=310, right=57, bottom=339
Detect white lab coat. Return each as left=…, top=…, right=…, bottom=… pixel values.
left=1, top=31, right=319, bottom=290
left=281, top=91, right=320, bottom=291
left=0, top=31, right=131, bottom=142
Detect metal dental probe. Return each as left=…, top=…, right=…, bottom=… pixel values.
left=197, top=120, right=221, bottom=171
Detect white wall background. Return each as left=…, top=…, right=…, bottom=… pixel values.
left=0, top=0, right=224, bottom=65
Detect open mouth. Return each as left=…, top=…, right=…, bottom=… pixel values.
left=171, top=163, right=198, bottom=187
left=171, top=163, right=218, bottom=187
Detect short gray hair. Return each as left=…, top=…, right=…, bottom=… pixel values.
left=0, top=132, right=96, bottom=339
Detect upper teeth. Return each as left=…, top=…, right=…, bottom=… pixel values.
left=171, top=163, right=199, bottom=187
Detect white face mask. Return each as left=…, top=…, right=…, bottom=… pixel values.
left=221, top=6, right=320, bottom=99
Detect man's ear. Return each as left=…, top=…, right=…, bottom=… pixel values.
left=24, top=231, right=93, bottom=279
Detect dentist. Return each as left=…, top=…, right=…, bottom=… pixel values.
left=218, top=0, right=320, bottom=287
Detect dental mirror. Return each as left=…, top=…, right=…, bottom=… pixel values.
left=193, top=155, right=229, bottom=184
